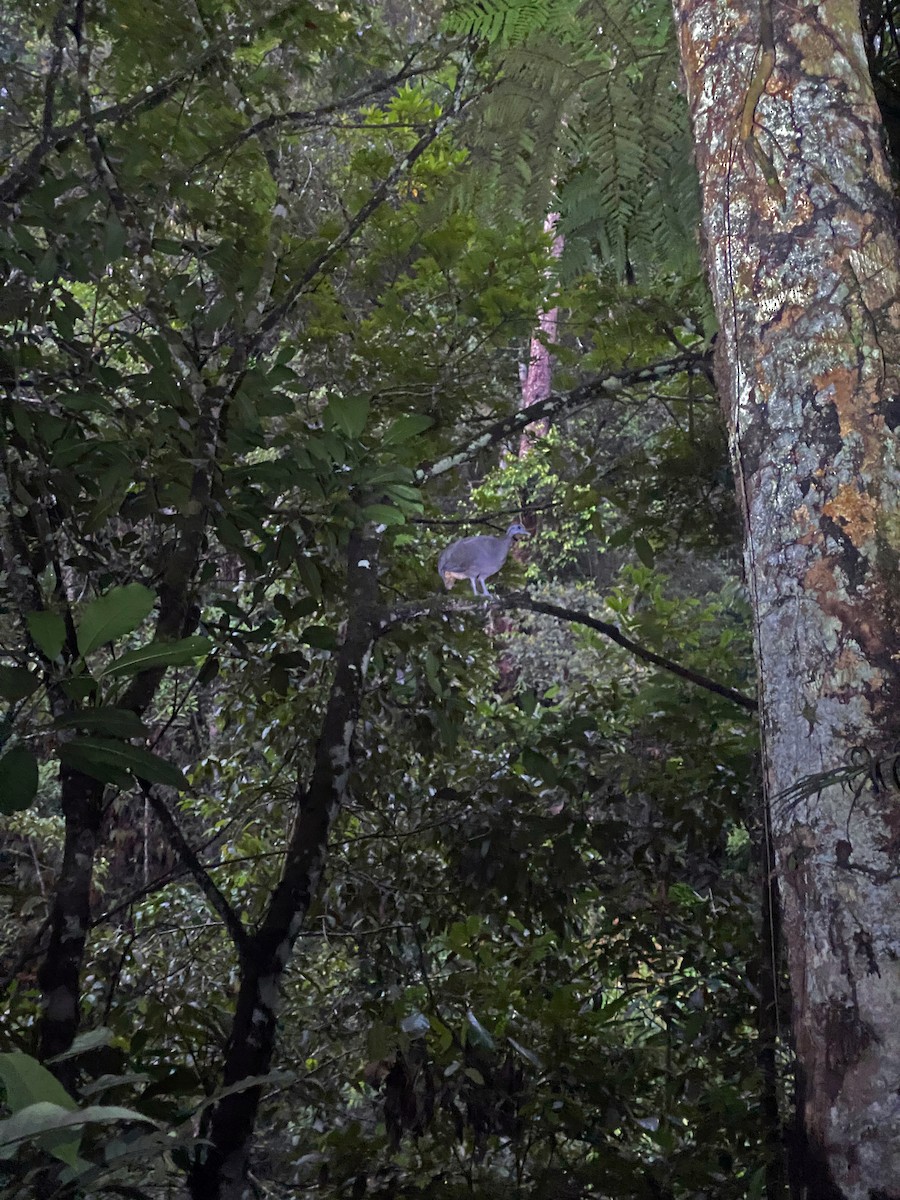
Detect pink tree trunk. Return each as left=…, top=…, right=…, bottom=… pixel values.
left=519, top=212, right=564, bottom=455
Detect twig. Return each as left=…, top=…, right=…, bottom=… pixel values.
left=139, top=782, right=248, bottom=953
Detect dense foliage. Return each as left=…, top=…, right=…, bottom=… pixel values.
left=0, top=0, right=796, bottom=1196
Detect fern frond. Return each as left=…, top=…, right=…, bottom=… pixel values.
left=445, top=0, right=701, bottom=278
left=444, top=0, right=584, bottom=46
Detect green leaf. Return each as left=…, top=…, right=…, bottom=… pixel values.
left=47, top=1028, right=115, bottom=1064
left=26, top=611, right=66, bottom=660
left=366, top=1022, right=396, bottom=1061
left=382, top=483, right=424, bottom=509
left=507, top=1036, right=543, bottom=1068
left=465, top=1010, right=495, bottom=1050
left=0, top=1103, right=81, bottom=1169
left=101, top=636, right=211, bottom=679
left=296, top=558, right=322, bottom=602
left=382, top=413, right=433, bottom=444
left=633, top=535, right=655, bottom=568
left=196, top=655, right=220, bottom=686
left=0, top=666, right=40, bottom=702
left=0, top=747, right=39, bottom=813
left=0, top=1101, right=154, bottom=1167
left=53, top=708, right=147, bottom=738
left=521, top=747, right=559, bottom=785
left=326, top=394, right=370, bottom=439
left=61, top=678, right=100, bottom=702
left=103, top=216, right=127, bottom=264
left=77, top=584, right=155, bottom=656
left=301, top=625, right=337, bottom=651
left=360, top=503, right=405, bottom=526
left=0, top=1053, right=76, bottom=1114
left=57, top=742, right=129, bottom=787
left=59, top=738, right=188, bottom=789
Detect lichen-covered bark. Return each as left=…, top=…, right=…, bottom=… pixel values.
left=673, top=1, right=900, bottom=1195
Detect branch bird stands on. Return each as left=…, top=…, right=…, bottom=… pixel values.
left=437, top=523, right=530, bottom=596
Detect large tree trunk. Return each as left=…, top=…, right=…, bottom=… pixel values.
left=673, top=1, right=900, bottom=1195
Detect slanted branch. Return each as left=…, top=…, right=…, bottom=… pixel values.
left=378, top=591, right=756, bottom=713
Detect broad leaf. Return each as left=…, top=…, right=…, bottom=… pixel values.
left=382, top=482, right=424, bottom=509
left=633, top=534, right=656, bottom=567
left=101, top=636, right=211, bottom=679
left=53, top=708, right=147, bottom=738
left=383, top=413, right=433, bottom=444
left=326, top=394, right=370, bottom=439
left=360, top=503, right=405, bottom=526
left=0, top=747, right=39, bottom=813
left=521, top=747, right=560, bottom=785
left=301, top=625, right=338, bottom=651
left=47, top=1028, right=115, bottom=1063
left=77, top=584, right=155, bottom=656
left=26, top=611, right=66, bottom=660
left=61, top=677, right=100, bottom=702
left=0, top=1059, right=84, bottom=1169
left=0, top=1101, right=154, bottom=1167
left=0, top=1102, right=83, bottom=1169
left=59, top=738, right=188, bottom=789
left=0, top=1052, right=76, bottom=1113
left=296, top=558, right=322, bottom=602
left=0, top=666, right=40, bottom=703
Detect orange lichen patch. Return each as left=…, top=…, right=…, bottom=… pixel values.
left=812, top=365, right=861, bottom=441
left=803, top=558, right=837, bottom=600
left=823, top=484, right=877, bottom=546
left=833, top=646, right=863, bottom=676
left=766, top=66, right=788, bottom=93
left=803, top=557, right=885, bottom=657
left=813, top=364, right=885, bottom=482
left=792, top=192, right=814, bottom=223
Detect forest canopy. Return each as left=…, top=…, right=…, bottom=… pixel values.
left=3, top=1, right=900, bottom=1197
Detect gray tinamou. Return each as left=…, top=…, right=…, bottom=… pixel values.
left=437, top=523, right=530, bottom=596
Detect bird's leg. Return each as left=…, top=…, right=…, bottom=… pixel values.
left=470, top=578, right=479, bottom=596
left=481, top=579, right=491, bottom=597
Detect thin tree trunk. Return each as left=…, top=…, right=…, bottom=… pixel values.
left=188, top=530, right=381, bottom=1200
left=36, top=769, right=104, bottom=1084
left=674, top=2, right=900, bottom=1196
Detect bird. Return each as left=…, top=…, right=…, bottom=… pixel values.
left=437, top=523, right=530, bottom=596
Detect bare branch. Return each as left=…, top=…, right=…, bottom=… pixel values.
left=0, top=44, right=223, bottom=205
left=416, top=350, right=711, bottom=482
left=226, top=55, right=445, bottom=152
left=377, top=590, right=757, bottom=712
